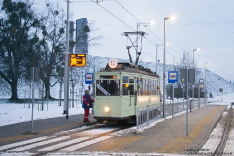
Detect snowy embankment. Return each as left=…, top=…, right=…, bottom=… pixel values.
left=0, top=100, right=85, bottom=127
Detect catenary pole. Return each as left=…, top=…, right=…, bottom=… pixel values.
left=186, top=68, right=189, bottom=136
left=156, top=44, right=158, bottom=73
left=163, top=18, right=166, bottom=118
left=64, top=0, right=70, bottom=119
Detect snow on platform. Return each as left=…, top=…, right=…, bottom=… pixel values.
left=0, top=100, right=85, bottom=127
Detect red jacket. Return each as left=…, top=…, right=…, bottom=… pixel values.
left=83, top=94, right=95, bottom=106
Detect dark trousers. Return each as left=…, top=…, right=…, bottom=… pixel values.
left=84, top=108, right=90, bottom=122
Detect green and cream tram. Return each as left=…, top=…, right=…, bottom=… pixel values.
left=94, top=62, right=161, bottom=123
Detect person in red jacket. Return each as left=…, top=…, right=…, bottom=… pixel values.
left=82, top=90, right=95, bottom=122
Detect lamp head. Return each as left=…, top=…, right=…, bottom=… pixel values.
left=165, top=43, right=169, bottom=46
left=194, top=48, right=200, bottom=52
left=150, top=21, right=155, bottom=25
left=165, top=16, right=176, bottom=21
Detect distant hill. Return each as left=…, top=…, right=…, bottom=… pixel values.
left=0, top=55, right=233, bottom=99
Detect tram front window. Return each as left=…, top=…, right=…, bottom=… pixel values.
left=122, top=84, right=134, bottom=95
left=96, top=80, right=120, bottom=96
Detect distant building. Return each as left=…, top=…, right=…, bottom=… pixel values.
left=75, top=18, right=88, bottom=54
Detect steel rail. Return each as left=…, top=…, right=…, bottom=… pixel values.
left=213, top=104, right=233, bottom=156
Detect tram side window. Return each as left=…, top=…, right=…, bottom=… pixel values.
left=137, top=77, right=139, bottom=96
left=149, top=79, right=152, bottom=95
left=122, top=76, right=128, bottom=83
left=143, top=78, right=146, bottom=96
left=96, top=80, right=120, bottom=96
left=146, top=79, right=149, bottom=95
left=138, top=77, right=143, bottom=96
left=140, top=78, right=143, bottom=96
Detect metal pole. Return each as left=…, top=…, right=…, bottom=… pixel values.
left=76, top=89, right=78, bottom=107
left=24, top=89, right=26, bottom=108
left=186, top=69, right=189, bottom=136
left=192, top=50, right=194, bottom=111
left=183, top=90, right=184, bottom=110
left=72, top=86, right=74, bottom=108
left=38, top=88, right=39, bottom=111
left=160, top=101, right=162, bottom=118
left=147, top=105, right=149, bottom=126
left=136, top=23, right=139, bottom=61
left=64, top=0, right=70, bottom=119
left=198, top=87, right=200, bottom=109
left=136, top=107, right=139, bottom=129
left=29, top=83, right=31, bottom=108
left=31, top=67, right=35, bottom=133
left=163, top=18, right=166, bottom=119
left=205, top=64, right=206, bottom=105
left=156, top=45, right=158, bottom=73
left=172, top=84, right=174, bottom=118
left=69, top=89, right=71, bottom=108
left=47, top=89, right=49, bottom=111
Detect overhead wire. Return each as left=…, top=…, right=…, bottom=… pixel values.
left=68, top=0, right=181, bottom=60
left=114, top=0, right=182, bottom=57
left=90, top=0, right=135, bottom=31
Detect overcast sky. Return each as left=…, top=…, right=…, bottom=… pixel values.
left=52, top=0, right=233, bottom=81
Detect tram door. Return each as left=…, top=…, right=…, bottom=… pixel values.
left=128, top=77, right=136, bottom=116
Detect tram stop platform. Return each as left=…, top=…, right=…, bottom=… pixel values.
left=79, top=105, right=226, bottom=155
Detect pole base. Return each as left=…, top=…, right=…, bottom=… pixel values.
left=62, top=110, right=67, bottom=115
left=22, top=131, right=38, bottom=135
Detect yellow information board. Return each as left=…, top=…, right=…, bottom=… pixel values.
left=70, top=54, right=86, bottom=67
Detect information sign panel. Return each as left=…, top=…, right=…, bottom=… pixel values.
left=168, top=71, right=178, bottom=83
left=85, top=73, right=93, bottom=84
left=70, top=54, right=86, bottom=67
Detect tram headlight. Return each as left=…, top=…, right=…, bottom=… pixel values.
left=104, top=106, right=110, bottom=112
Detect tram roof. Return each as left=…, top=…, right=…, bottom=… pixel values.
left=97, top=62, right=160, bottom=78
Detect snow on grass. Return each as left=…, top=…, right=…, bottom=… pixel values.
left=0, top=100, right=86, bottom=127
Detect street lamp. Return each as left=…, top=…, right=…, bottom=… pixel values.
left=163, top=17, right=173, bottom=118
left=205, top=62, right=209, bottom=104
left=192, top=48, right=200, bottom=107
left=155, top=44, right=168, bottom=74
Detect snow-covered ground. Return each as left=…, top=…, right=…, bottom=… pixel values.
left=1, top=92, right=233, bottom=128
left=0, top=100, right=86, bottom=127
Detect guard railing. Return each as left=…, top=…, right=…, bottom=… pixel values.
left=136, top=98, right=208, bottom=129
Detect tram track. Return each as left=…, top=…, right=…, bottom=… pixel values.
left=0, top=122, right=135, bottom=155
left=34, top=124, right=133, bottom=156
left=213, top=104, right=233, bottom=156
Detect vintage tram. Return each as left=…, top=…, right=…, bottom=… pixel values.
left=93, top=62, right=161, bottom=123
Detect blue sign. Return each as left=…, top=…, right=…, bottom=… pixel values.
left=199, top=79, right=204, bottom=84
left=168, top=71, right=178, bottom=83
left=85, top=73, right=93, bottom=84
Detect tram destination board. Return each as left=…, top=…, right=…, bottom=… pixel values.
left=70, top=54, right=86, bottom=67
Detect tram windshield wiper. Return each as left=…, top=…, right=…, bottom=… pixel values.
left=97, top=84, right=110, bottom=96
